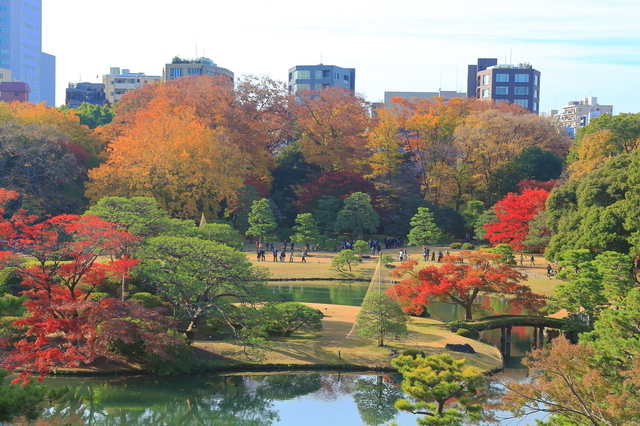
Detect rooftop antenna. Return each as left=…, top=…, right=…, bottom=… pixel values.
left=320, top=53, right=323, bottom=65
left=439, top=73, right=442, bottom=91
left=455, top=66, right=458, bottom=93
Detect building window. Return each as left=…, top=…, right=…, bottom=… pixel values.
left=534, top=89, right=538, bottom=99
left=169, top=68, right=183, bottom=79
left=323, top=70, right=330, bottom=78
left=514, top=86, right=529, bottom=95
left=0, top=28, right=8, bottom=32
left=14, top=92, right=19, bottom=96
left=0, top=38, right=7, bottom=43
left=495, top=86, right=508, bottom=95
left=343, top=75, right=349, bottom=82
left=187, top=68, right=202, bottom=75
left=515, top=74, right=530, bottom=82
left=534, top=102, right=538, bottom=112
left=0, top=60, right=8, bottom=64
left=515, top=99, right=529, bottom=108
left=534, top=74, right=539, bottom=86
left=294, top=70, right=310, bottom=80
left=0, top=6, right=9, bottom=10
left=0, top=49, right=8, bottom=54
left=293, top=84, right=310, bottom=92
left=482, top=74, right=490, bottom=85
left=482, top=89, right=490, bottom=98
left=495, top=73, right=509, bottom=82
left=0, top=17, right=8, bottom=22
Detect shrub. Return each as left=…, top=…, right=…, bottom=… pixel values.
left=143, top=338, right=197, bottom=375
left=130, top=292, right=166, bottom=309
left=402, top=348, right=425, bottom=358
left=456, top=328, right=480, bottom=339
left=462, top=243, right=475, bottom=250
left=479, top=244, right=492, bottom=250
left=449, top=242, right=463, bottom=249
left=0, top=316, right=24, bottom=347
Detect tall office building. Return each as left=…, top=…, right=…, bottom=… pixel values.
left=0, top=0, right=55, bottom=105
left=288, top=64, right=355, bottom=94
left=468, top=58, right=540, bottom=113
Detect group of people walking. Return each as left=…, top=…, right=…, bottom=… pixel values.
left=256, top=241, right=307, bottom=263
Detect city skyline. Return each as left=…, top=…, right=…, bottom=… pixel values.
left=43, top=0, right=639, bottom=113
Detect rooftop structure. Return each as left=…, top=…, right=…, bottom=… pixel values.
left=65, top=82, right=108, bottom=108
left=103, top=67, right=162, bottom=103
left=163, top=57, right=234, bottom=83
left=288, top=64, right=355, bottom=94
left=0, top=80, right=29, bottom=102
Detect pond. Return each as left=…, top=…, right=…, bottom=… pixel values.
left=9, top=282, right=546, bottom=425
left=269, top=281, right=538, bottom=361
left=27, top=371, right=543, bottom=426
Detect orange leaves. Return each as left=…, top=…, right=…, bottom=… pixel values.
left=292, top=87, right=371, bottom=172
left=86, top=99, right=247, bottom=219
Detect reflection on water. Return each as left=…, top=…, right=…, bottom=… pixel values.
left=271, top=282, right=538, bottom=358
left=32, top=373, right=423, bottom=426
left=269, top=281, right=369, bottom=306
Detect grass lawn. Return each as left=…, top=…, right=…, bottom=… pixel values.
left=194, top=302, right=503, bottom=373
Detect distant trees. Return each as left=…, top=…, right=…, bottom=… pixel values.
left=408, top=207, right=444, bottom=247
left=334, top=192, right=379, bottom=239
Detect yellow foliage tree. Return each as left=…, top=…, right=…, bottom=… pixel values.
left=86, top=99, right=247, bottom=219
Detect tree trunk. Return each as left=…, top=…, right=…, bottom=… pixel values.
left=185, top=317, right=201, bottom=341
left=464, top=304, right=473, bottom=320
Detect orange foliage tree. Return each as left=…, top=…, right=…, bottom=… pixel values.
left=389, top=252, right=541, bottom=320
left=453, top=108, right=570, bottom=200
left=99, top=74, right=292, bottom=192
left=86, top=99, right=247, bottom=219
left=291, top=87, right=371, bottom=172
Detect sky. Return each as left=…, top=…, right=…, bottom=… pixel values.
left=43, top=0, right=640, bottom=114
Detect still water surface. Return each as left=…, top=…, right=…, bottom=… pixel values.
left=21, top=281, right=545, bottom=425
left=37, top=372, right=542, bottom=426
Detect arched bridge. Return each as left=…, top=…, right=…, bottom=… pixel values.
left=451, top=315, right=590, bottom=357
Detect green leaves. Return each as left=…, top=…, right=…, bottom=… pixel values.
left=408, top=207, right=444, bottom=247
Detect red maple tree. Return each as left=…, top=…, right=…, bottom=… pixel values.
left=389, top=252, right=540, bottom=320
left=0, top=208, right=182, bottom=383
left=483, top=188, right=550, bottom=250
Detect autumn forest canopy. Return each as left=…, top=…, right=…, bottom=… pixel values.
left=1, top=73, right=640, bottom=424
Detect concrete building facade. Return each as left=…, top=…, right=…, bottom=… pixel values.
left=466, top=58, right=497, bottom=98
left=0, top=0, right=55, bottom=105
left=103, top=67, right=161, bottom=103
left=288, top=64, right=355, bottom=94
left=384, top=90, right=466, bottom=106
left=475, top=63, right=541, bottom=113
left=0, top=80, right=28, bottom=102
left=164, top=57, right=233, bottom=83
left=65, top=82, right=108, bottom=108
left=553, top=97, right=613, bottom=137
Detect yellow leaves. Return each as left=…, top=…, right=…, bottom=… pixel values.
left=86, top=101, right=248, bottom=219
left=568, top=129, right=616, bottom=178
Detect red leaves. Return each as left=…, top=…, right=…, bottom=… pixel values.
left=484, top=188, right=550, bottom=250
left=0, top=202, right=153, bottom=383
left=389, top=252, right=530, bottom=320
